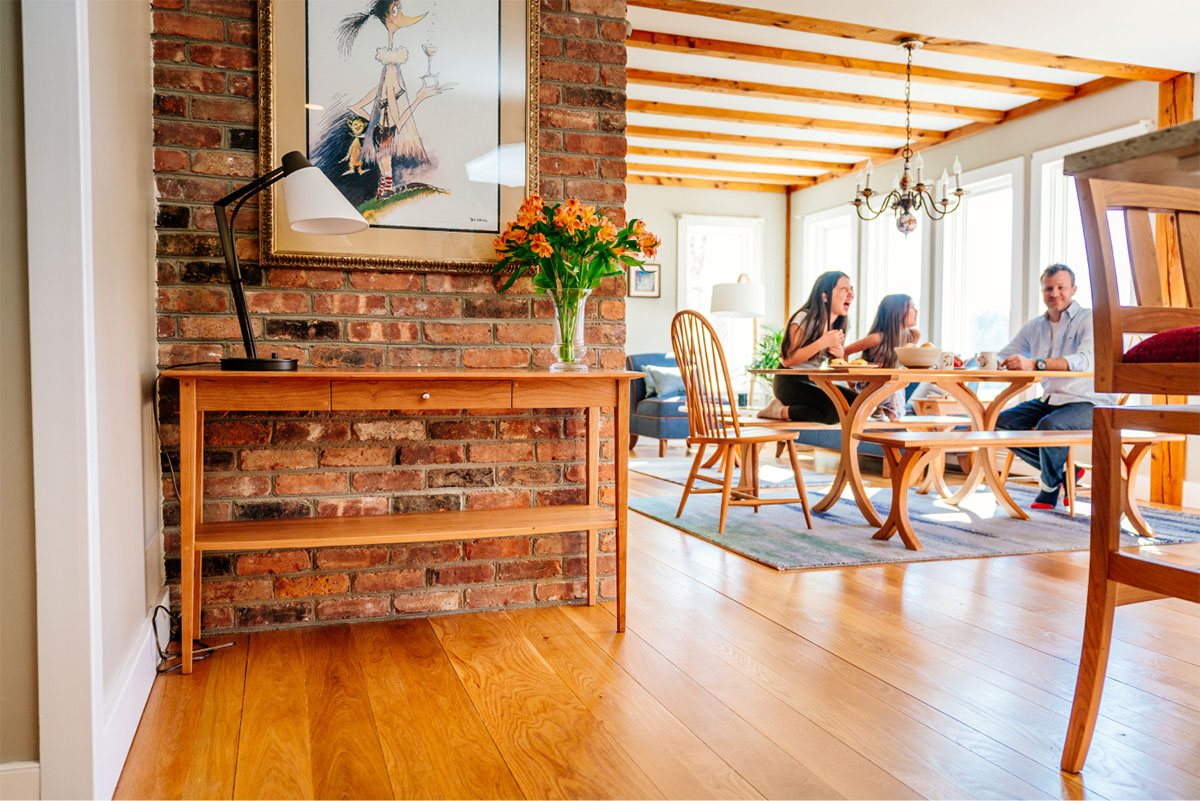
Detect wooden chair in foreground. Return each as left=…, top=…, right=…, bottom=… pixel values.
left=1060, top=132, right=1200, bottom=773
left=670, top=310, right=812, bottom=533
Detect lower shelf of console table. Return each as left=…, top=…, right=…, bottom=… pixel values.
left=196, top=505, right=617, bottom=550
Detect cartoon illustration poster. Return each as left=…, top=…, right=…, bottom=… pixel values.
left=305, top=0, right=502, bottom=233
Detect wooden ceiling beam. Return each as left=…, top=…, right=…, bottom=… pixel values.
left=627, top=125, right=896, bottom=157
left=626, top=174, right=787, bottom=192
left=627, top=0, right=1179, bottom=81
left=628, top=99, right=946, bottom=141
left=628, top=145, right=853, bottom=173
left=628, top=162, right=816, bottom=184
left=809, top=77, right=1127, bottom=188
left=627, top=68, right=1004, bottom=122
left=629, top=30, right=1077, bottom=100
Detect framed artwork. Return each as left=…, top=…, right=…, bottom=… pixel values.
left=257, top=0, right=540, bottom=273
left=628, top=263, right=661, bottom=298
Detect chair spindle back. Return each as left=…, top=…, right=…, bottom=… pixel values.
left=670, top=310, right=740, bottom=440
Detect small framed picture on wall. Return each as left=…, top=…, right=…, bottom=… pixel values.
left=628, top=263, right=660, bottom=298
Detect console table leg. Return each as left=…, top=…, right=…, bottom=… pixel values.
left=586, top=407, right=599, bottom=605
left=616, top=384, right=629, bottom=632
left=179, top=379, right=199, bottom=674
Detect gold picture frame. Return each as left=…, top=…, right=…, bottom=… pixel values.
left=257, top=0, right=540, bottom=273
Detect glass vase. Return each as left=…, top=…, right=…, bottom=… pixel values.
left=550, top=288, right=591, bottom=372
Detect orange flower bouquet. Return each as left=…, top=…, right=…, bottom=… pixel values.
left=493, top=196, right=658, bottom=371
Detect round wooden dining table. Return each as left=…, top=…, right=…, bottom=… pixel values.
left=751, top=367, right=1091, bottom=526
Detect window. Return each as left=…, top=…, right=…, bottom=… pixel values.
left=800, top=206, right=856, bottom=302
left=676, top=215, right=764, bottom=391
left=938, top=159, right=1023, bottom=362
left=860, top=217, right=923, bottom=335
left=1033, top=121, right=1151, bottom=309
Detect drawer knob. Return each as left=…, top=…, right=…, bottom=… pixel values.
left=421, top=393, right=431, bottom=400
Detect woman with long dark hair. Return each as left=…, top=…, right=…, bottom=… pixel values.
left=845, top=294, right=920, bottom=420
left=759, top=271, right=855, bottom=423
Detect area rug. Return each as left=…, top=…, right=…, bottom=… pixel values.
left=628, top=484, right=1200, bottom=570
left=630, top=456, right=820, bottom=489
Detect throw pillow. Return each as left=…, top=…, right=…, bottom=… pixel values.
left=1123, top=325, right=1200, bottom=363
left=644, top=364, right=685, bottom=398
left=642, top=369, right=657, bottom=397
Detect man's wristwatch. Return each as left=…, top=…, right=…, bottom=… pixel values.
left=1035, top=358, right=1046, bottom=371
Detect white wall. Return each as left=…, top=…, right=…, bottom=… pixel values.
left=625, top=184, right=787, bottom=354
left=24, top=0, right=160, bottom=796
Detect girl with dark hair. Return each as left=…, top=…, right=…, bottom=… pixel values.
left=845, top=294, right=920, bottom=420
left=759, top=271, right=855, bottom=423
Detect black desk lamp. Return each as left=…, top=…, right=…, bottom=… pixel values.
left=215, top=150, right=367, bottom=370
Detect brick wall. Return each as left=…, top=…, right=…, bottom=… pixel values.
left=152, top=0, right=628, bottom=632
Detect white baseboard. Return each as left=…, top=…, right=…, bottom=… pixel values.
left=0, top=762, right=40, bottom=800
left=96, top=593, right=168, bottom=800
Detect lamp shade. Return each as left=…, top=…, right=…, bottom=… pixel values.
left=710, top=281, right=765, bottom=318
left=282, top=166, right=369, bottom=235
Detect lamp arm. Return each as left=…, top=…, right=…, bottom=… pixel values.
left=214, top=165, right=286, bottom=361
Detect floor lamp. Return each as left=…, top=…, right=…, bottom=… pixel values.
left=710, top=273, right=765, bottom=406
left=215, top=150, right=368, bottom=370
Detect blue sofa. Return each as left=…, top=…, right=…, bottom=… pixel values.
left=626, top=353, right=690, bottom=455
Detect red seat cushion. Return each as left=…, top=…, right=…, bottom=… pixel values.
left=1123, top=325, right=1200, bottom=363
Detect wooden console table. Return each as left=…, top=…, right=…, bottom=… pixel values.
left=161, top=367, right=638, bottom=674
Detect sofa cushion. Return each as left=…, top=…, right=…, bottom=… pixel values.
left=1124, top=325, right=1200, bottom=363
left=644, top=364, right=685, bottom=398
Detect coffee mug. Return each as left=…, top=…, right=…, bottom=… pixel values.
left=977, top=351, right=999, bottom=370
left=938, top=351, right=955, bottom=369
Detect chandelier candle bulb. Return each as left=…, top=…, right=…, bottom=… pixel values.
left=915, top=153, right=924, bottom=182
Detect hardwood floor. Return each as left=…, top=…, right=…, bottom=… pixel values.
left=115, top=446, right=1200, bottom=800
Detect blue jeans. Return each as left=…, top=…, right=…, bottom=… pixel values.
left=996, top=398, right=1093, bottom=492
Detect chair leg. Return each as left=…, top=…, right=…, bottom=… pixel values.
left=676, top=443, right=707, bottom=518
left=659, top=438, right=668, bottom=457
left=718, top=444, right=736, bottom=533
left=1061, top=567, right=1118, bottom=772
left=1065, top=447, right=1076, bottom=516
left=785, top=441, right=813, bottom=529
left=629, top=433, right=639, bottom=450
left=751, top=444, right=761, bottom=512
left=775, top=441, right=785, bottom=458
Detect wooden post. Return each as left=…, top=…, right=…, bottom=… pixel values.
left=1150, top=73, right=1193, bottom=506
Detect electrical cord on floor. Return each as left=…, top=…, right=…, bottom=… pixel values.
left=151, top=605, right=235, bottom=674
left=152, top=363, right=230, bottom=674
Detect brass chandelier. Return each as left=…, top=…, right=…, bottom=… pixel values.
left=851, top=39, right=964, bottom=234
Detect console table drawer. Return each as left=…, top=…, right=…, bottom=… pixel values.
left=195, top=378, right=331, bottom=411
left=332, top=380, right=512, bottom=410
left=513, top=379, right=617, bottom=407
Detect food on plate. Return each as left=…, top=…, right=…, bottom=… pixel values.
left=850, top=358, right=869, bottom=365
left=953, top=355, right=964, bottom=368
left=829, top=357, right=847, bottom=366
left=921, top=342, right=936, bottom=348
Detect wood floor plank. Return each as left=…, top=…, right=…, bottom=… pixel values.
left=625, top=553, right=1053, bottom=800
left=183, top=635, right=248, bottom=800
left=233, top=631, right=315, bottom=800
left=560, top=603, right=852, bottom=800
left=300, top=626, right=393, bottom=800
left=352, top=619, right=523, bottom=800
left=114, top=647, right=215, bottom=800
left=430, top=611, right=664, bottom=800
left=521, top=605, right=766, bottom=800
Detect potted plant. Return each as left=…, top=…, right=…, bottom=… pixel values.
left=493, top=196, right=658, bottom=372
left=750, top=326, right=784, bottom=401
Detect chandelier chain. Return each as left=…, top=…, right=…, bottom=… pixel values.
left=902, top=43, right=913, bottom=161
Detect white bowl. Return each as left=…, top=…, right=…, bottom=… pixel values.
left=896, top=345, right=942, bottom=369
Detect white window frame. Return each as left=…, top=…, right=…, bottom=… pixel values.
left=675, top=213, right=765, bottom=312
left=1029, top=120, right=1153, bottom=317
left=859, top=216, right=930, bottom=337
left=800, top=205, right=859, bottom=316
left=931, top=156, right=1025, bottom=347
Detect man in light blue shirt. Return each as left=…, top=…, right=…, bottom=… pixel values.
left=996, top=264, right=1115, bottom=510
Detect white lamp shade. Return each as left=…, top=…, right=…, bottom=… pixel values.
left=710, top=281, right=765, bottom=318
left=282, top=166, right=368, bottom=235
